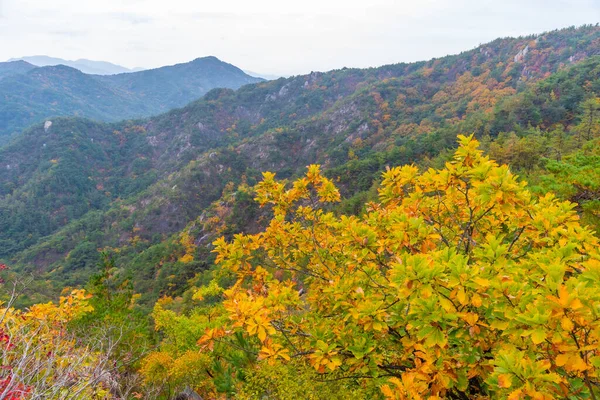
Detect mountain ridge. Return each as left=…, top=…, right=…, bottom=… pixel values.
left=7, top=55, right=142, bottom=75
left=0, top=56, right=263, bottom=142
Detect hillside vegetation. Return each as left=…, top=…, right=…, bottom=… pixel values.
left=1, top=24, right=600, bottom=399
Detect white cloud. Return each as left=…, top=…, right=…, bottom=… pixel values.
left=0, top=0, right=598, bottom=75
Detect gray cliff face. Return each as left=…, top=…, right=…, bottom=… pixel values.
left=514, top=44, right=530, bottom=63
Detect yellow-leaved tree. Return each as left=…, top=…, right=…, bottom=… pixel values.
left=0, top=287, right=112, bottom=399
left=149, top=135, right=600, bottom=399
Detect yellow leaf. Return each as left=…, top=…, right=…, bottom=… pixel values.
left=474, top=277, right=490, bottom=288
left=471, top=293, right=482, bottom=307
left=463, top=312, right=479, bottom=326
left=327, top=357, right=342, bottom=371
left=439, top=297, right=455, bottom=312
left=531, top=329, right=546, bottom=345
left=279, top=349, right=291, bottom=361
left=257, top=325, right=267, bottom=342
left=491, top=320, right=510, bottom=330
left=560, top=317, right=574, bottom=332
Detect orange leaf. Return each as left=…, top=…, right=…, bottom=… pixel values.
left=498, top=373, right=512, bottom=388
left=555, top=354, right=569, bottom=367
left=568, top=356, right=588, bottom=372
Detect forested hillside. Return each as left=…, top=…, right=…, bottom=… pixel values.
left=2, top=24, right=600, bottom=399
left=1, top=25, right=598, bottom=300
left=0, top=56, right=262, bottom=142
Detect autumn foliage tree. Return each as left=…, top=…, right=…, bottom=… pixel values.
left=165, top=134, right=600, bottom=399
left=0, top=283, right=112, bottom=399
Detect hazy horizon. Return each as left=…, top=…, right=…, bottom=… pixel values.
left=1, top=0, right=599, bottom=76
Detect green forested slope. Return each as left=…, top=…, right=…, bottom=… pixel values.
left=1, top=25, right=600, bottom=305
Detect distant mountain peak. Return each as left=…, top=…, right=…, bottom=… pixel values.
left=7, top=55, right=143, bottom=75
left=187, top=56, right=226, bottom=66
left=194, top=56, right=220, bottom=61
left=0, top=60, right=37, bottom=81
left=7, top=60, right=34, bottom=67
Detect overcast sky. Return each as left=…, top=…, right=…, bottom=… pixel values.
left=0, top=0, right=598, bottom=76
